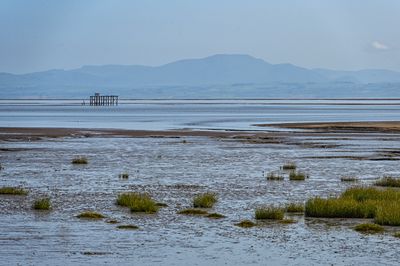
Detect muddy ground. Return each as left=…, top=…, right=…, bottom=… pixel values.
left=1, top=127, right=400, bottom=265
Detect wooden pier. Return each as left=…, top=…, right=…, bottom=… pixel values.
left=89, top=93, right=118, bottom=106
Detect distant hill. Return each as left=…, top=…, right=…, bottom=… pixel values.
left=1, top=54, right=400, bottom=98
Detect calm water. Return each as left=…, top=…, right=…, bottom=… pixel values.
left=1, top=99, right=400, bottom=130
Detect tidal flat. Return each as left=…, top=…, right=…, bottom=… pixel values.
left=1, top=128, right=400, bottom=265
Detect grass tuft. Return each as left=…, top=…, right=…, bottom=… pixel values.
left=72, top=156, right=88, bottom=164
left=77, top=211, right=105, bottom=219
left=305, top=197, right=376, bottom=218
left=235, top=220, right=256, bottom=228
left=255, top=206, right=284, bottom=220
left=340, top=176, right=358, bottom=182
left=281, top=162, right=297, bottom=170
left=32, top=197, right=51, bottom=210
left=117, top=224, right=139, bottom=230
left=106, top=219, right=119, bottom=224
left=193, top=192, right=217, bottom=208
left=375, top=176, right=400, bottom=187
left=0, top=186, right=28, bottom=195
left=289, top=171, right=306, bottom=181
left=354, top=223, right=384, bottom=233
left=206, top=213, right=226, bottom=219
left=374, top=201, right=400, bottom=226
left=285, top=203, right=304, bottom=213
left=306, top=186, right=400, bottom=225
left=116, top=192, right=158, bottom=213
left=266, top=172, right=284, bottom=181
left=118, top=173, right=129, bottom=179
left=178, top=209, right=208, bottom=215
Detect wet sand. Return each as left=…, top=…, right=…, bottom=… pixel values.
left=2, top=124, right=400, bottom=265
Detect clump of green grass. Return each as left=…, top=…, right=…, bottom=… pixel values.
left=393, top=232, right=400, bottom=238
left=306, top=186, right=400, bottom=224
left=281, top=162, right=297, bottom=170
left=72, top=156, right=88, bottom=164
left=340, top=176, right=358, bottom=182
left=32, top=197, right=51, bottom=210
left=235, top=220, right=256, bottom=228
left=77, top=211, right=105, bottom=219
left=266, top=172, right=284, bottom=181
left=118, top=173, right=129, bottom=179
left=106, top=219, right=119, bottom=224
left=285, top=203, right=304, bottom=213
left=206, top=213, right=226, bottom=219
left=305, top=197, right=376, bottom=218
left=178, top=208, right=208, bottom=215
left=117, top=224, right=139, bottom=230
left=354, top=223, right=384, bottom=233
left=193, top=192, right=217, bottom=208
left=341, top=186, right=400, bottom=202
left=0, top=186, right=28, bottom=195
left=375, top=176, right=400, bottom=187
left=289, top=171, right=306, bottom=181
left=116, top=192, right=158, bottom=213
left=255, top=206, right=284, bottom=220
left=374, top=201, right=400, bottom=226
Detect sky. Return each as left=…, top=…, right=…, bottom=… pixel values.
left=0, top=0, right=399, bottom=74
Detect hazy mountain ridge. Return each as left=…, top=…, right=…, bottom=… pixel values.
left=1, top=54, right=400, bottom=98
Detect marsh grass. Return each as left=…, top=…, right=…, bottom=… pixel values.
left=255, top=206, right=284, bottom=220
left=178, top=209, right=208, bottom=215
left=286, top=203, right=305, bottom=213
left=118, top=173, right=129, bottom=179
left=72, top=156, right=88, bottom=164
left=266, top=172, right=284, bottom=181
left=393, top=232, right=400, bottom=238
left=341, top=187, right=400, bottom=202
left=354, top=223, right=384, bottom=233
left=0, top=187, right=28, bottom=195
left=117, top=224, right=139, bottom=230
left=281, top=162, right=297, bottom=170
left=340, top=176, right=359, bottom=182
left=77, top=211, right=105, bottom=219
left=32, top=197, right=51, bottom=210
left=289, top=171, right=306, bottom=181
left=375, top=177, right=400, bottom=187
left=306, top=187, right=400, bottom=223
left=374, top=201, right=400, bottom=226
left=116, top=192, right=158, bottom=213
left=206, top=213, right=226, bottom=219
left=305, top=197, right=376, bottom=218
left=193, top=192, right=217, bottom=208
left=106, top=219, right=119, bottom=224
left=235, top=220, right=256, bottom=228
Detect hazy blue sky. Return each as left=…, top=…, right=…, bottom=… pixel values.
left=1, top=0, right=399, bottom=73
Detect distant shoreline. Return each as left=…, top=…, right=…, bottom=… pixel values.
left=2, top=121, right=400, bottom=142
left=257, top=121, right=400, bottom=133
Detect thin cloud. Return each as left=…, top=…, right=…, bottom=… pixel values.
left=371, top=41, right=389, bottom=50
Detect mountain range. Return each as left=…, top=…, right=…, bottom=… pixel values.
left=1, top=54, right=400, bottom=98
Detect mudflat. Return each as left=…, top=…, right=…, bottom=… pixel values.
left=257, top=121, right=400, bottom=133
